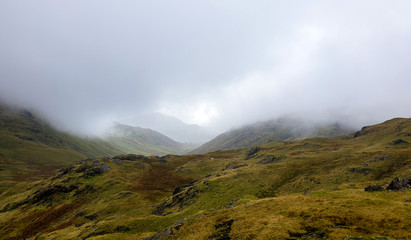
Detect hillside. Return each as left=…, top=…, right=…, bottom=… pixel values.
left=122, top=113, right=216, bottom=144
left=0, top=105, right=127, bottom=192
left=191, top=118, right=355, bottom=154
left=0, top=106, right=123, bottom=157
left=104, top=124, right=192, bottom=156
left=0, top=118, right=409, bottom=239
left=0, top=106, right=198, bottom=193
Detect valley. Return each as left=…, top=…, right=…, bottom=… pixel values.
left=0, top=117, right=409, bottom=239
left=1, top=1, right=410, bottom=239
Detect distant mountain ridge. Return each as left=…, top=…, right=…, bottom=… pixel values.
left=122, top=112, right=217, bottom=144
left=0, top=104, right=192, bottom=192
left=104, top=123, right=192, bottom=156
left=191, top=118, right=356, bottom=154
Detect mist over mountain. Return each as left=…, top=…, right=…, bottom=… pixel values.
left=0, top=104, right=122, bottom=192
left=1, top=1, right=410, bottom=136
left=1, top=1, right=411, bottom=239
left=104, top=123, right=193, bottom=155
left=0, top=102, right=198, bottom=192
left=121, top=113, right=218, bottom=144
left=191, top=117, right=356, bottom=154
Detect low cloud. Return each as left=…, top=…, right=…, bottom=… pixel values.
left=0, top=0, right=410, bottom=136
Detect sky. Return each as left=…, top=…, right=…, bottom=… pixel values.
left=0, top=0, right=410, bottom=136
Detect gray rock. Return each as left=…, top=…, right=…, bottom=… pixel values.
left=387, top=177, right=411, bottom=190
left=246, top=147, right=261, bottom=159
left=101, top=164, right=111, bottom=172
left=257, top=155, right=279, bottom=164
left=365, top=184, right=384, bottom=192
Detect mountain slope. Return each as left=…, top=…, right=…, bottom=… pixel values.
left=104, top=124, right=192, bottom=156
left=0, top=105, right=125, bottom=192
left=191, top=118, right=355, bottom=154
left=0, top=118, right=409, bottom=239
left=0, top=106, right=123, bottom=157
left=122, top=112, right=217, bottom=144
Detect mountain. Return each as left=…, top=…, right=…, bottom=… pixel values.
left=191, top=118, right=356, bottom=154
left=104, top=123, right=192, bottom=156
left=0, top=118, right=410, bottom=239
left=122, top=112, right=217, bottom=144
left=0, top=104, right=127, bottom=192
left=0, top=105, right=190, bottom=193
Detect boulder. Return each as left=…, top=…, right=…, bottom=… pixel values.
left=364, top=184, right=384, bottom=192
left=386, top=177, right=411, bottom=191
left=209, top=220, right=234, bottom=240
left=392, top=139, right=409, bottom=145
left=258, top=155, right=279, bottom=164
left=245, top=147, right=261, bottom=159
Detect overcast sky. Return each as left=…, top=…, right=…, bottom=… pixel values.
left=1, top=0, right=410, bottom=136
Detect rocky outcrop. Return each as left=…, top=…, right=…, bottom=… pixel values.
left=364, top=184, right=384, bottom=192
left=386, top=177, right=411, bottom=191
left=112, top=154, right=148, bottom=161
left=348, top=167, right=372, bottom=175
left=353, top=126, right=372, bottom=138
left=152, top=182, right=207, bottom=216
left=30, top=184, right=78, bottom=204
left=392, top=139, right=409, bottom=145
left=0, top=183, right=91, bottom=212
left=144, top=218, right=186, bottom=240
left=258, top=155, right=280, bottom=164
left=245, top=147, right=261, bottom=159
left=209, top=220, right=234, bottom=240
left=364, top=177, right=411, bottom=192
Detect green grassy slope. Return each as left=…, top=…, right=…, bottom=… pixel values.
left=0, top=106, right=194, bottom=193
left=0, top=118, right=409, bottom=239
left=0, top=105, right=124, bottom=192
left=0, top=107, right=123, bottom=157
left=105, top=124, right=190, bottom=156
left=191, top=118, right=355, bottom=154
